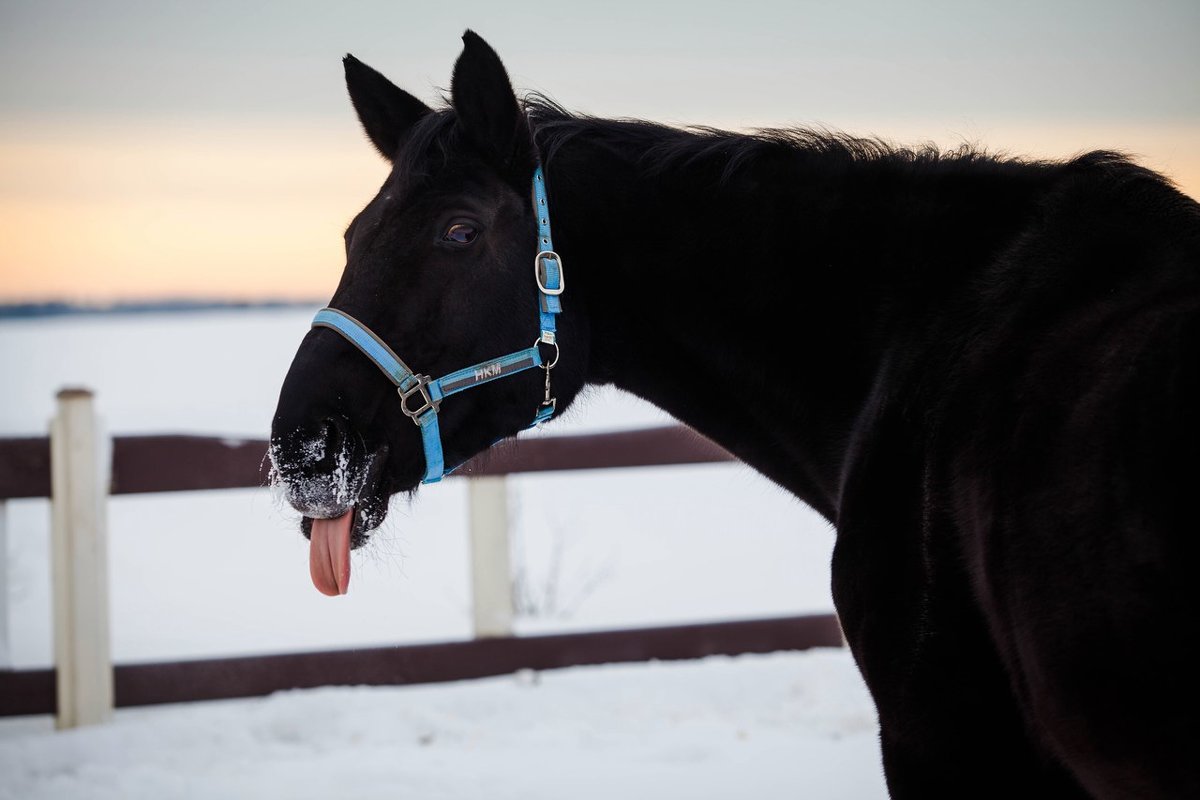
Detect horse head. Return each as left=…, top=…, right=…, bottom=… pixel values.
left=269, top=32, right=584, bottom=593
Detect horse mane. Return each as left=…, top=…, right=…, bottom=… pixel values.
left=522, top=95, right=1176, bottom=194
left=392, top=92, right=1164, bottom=197
left=524, top=94, right=1015, bottom=185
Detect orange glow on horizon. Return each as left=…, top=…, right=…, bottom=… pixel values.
left=0, top=120, right=385, bottom=303
left=1, top=118, right=1197, bottom=303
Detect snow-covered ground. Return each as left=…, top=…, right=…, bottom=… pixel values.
left=0, top=310, right=881, bottom=797
left=0, top=650, right=886, bottom=800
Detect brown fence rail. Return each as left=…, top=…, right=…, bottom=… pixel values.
left=0, top=614, right=843, bottom=717
left=0, top=424, right=736, bottom=500
left=0, top=423, right=841, bottom=719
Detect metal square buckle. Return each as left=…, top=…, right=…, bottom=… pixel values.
left=398, top=375, right=438, bottom=422
left=534, top=250, right=565, bottom=296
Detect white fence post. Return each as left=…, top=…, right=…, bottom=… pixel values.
left=467, top=476, right=514, bottom=638
left=0, top=500, right=9, bottom=670
left=50, top=388, right=113, bottom=729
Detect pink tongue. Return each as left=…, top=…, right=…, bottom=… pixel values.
left=309, top=509, right=353, bottom=596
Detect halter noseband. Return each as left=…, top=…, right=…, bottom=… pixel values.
left=310, top=166, right=564, bottom=484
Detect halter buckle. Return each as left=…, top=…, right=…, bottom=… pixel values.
left=534, top=251, right=565, bottom=296
left=398, top=375, right=439, bottom=423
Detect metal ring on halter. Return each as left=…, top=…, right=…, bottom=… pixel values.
left=535, top=337, right=560, bottom=369
left=534, top=251, right=565, bottom=296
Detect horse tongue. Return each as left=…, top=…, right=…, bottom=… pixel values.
left=309, top=509, right=353, bottom=596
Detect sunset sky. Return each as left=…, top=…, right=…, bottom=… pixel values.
left=1, top=0, right=1197, bottom=302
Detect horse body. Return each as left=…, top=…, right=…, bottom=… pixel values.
left=271, top=33, right=1200, bottom=797
left=534, top=105, right=1200, bottom=797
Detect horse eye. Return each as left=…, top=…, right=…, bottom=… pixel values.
left=443, top=223, right=478, bottom=245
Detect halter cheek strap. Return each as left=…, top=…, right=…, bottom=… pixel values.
left=311, top=165, right=564, bottom=484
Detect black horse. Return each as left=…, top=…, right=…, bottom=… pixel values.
left=271, top=32, right=1200, bottom=798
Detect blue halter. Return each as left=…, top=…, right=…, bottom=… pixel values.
left=311, top=166, right=563, bottom=484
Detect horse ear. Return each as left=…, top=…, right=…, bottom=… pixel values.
left=343, top=54, right=431, bottom=161
left=450, top=31, right=532, bottom=175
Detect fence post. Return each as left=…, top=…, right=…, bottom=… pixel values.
left=50, top=388, right=113, bottom=728
left=467, top=476, right=514, bottom=638
left=0, top=500, right=9, bottom=670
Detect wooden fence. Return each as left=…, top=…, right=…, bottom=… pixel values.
left=0, top=391, right=842, bottom=723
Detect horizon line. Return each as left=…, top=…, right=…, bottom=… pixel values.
left=0, top=298, right=325, bottom=321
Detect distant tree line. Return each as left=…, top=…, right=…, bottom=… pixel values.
left=0, top=299, right=321, bottom=319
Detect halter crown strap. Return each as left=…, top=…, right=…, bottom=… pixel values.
left=311, top=164, right=564, bottom=484
left=533, top=166, right=563, bottom=339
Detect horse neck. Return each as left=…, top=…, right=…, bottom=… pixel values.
left=542, top=120, right=1054, bottom=517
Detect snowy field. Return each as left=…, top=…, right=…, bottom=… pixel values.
left=0, top=309, right=883, bottom=797
left=0, top=650, right=885, bottom=800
